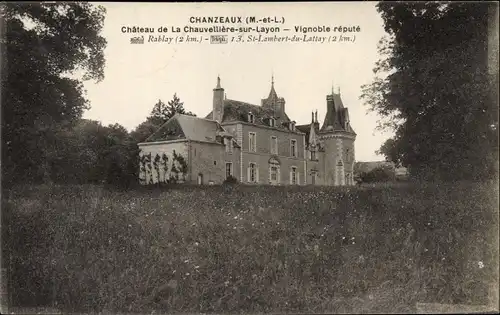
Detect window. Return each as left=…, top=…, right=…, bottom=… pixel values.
left=270, top=136, right=278, bottom=155
left=311, top=170, right=317, bottom=185
left=310, top=150, right=316, bottom=160
left=290, top=166, right=297, bottom=185
left=290, top=139, right=297, bottom=157
left=269, top=158, right=280, bottom=184
left=249, top=132, right=256, bottom=152
left=225, top=138, right=233, bottom=153
left=248, top=163, right=258, bottom=183
left=270, top=166, right=278, bottom=181
left=248, top=112, right=255, bottom=124
left=225, top=162, right=233, bottom=179
left=269, top=118, right=276, bottom=127
left=289, top=121, right=295, bottom=131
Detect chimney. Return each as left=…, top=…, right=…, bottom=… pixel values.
left=212, top=76, right=224, bottom=122
left=314, top=110, right=320, bottom=130
left=277, top=97, right=286, bottom=117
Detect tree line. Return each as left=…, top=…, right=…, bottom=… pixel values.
left=39, top=94, right=194, bottom=189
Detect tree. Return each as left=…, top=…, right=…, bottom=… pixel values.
left=361, top=2, right=498, bottom=180
left=130, top=117, right=162, bottom=143
left=376, top=138, right=401, bottom=167
left=44, top=119, right=138, bottom=186
left=150, top=94, right=195, bottom=125
left=131, top=94, right=196, bottom=143
left=1, top=2, right=107, bottom=185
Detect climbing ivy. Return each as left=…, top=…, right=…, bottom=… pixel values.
left=139, top=150, right=188, bottom=185
left=145, top=153, right=152, bottom=185
left=139, top=153, right=147, bottom=185
left=161, top=153, right=169, bottom=184
left=153, top=154, right=161, bottom=185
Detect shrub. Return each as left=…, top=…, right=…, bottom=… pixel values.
left=223, top=175, right=238, bottom=185
left=359, top=166, right=395, bottom=183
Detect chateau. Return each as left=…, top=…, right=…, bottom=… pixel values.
left=138, top=76, right=356, bottom=186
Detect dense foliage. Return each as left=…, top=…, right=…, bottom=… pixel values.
left=3, top=182, right=498, bottom=313
left=46, top=120, right=139, bottom=187
left=361, top=2, right=499, bottom=180
left=1, top=2, right=107, bottom=185
left=357, top=165, right=395, bottom=183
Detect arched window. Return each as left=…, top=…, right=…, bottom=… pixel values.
left=248, top=112, right=255, bottom=124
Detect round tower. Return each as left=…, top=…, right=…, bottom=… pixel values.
left=319, top=89, right=356, bottom=186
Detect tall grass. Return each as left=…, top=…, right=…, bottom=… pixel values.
left=2, top=181, right=498, bottom=313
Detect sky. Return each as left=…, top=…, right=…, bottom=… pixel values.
left=82, top=2, right=394, bottom=162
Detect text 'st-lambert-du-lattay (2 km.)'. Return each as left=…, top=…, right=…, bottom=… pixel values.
left=121, top=15, right=362, bottom=45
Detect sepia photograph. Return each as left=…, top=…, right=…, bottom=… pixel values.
left=1, top=1, right=499, bottom=314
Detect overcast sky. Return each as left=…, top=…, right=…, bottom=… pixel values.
left=82, top=2, right=393, bottom=161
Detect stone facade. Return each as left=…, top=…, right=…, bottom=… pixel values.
left=138, top=77, right=356, bottom=186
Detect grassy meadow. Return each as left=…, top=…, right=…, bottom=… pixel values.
left=2, top=181, right=499, bottom=314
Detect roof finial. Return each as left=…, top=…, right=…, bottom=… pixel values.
left=337, top=85, right=340, bottom=94
left=311, top=111, right=314, bottom=123
left=271, top=72, right=274, bottom=86
left=315, top=110, right=318, bottom=123
left=332, top=80, right=335, bottom=95
left=216, top=75, right=221, bottom=89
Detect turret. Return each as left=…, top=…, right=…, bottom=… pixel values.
left=261, top=75, right=286, bottom=118
left=319, top=86, right=356, bottom=186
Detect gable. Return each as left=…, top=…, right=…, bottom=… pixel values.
left=176, top=114, right=223, bottom=143
left=144, top=113, right=241, bottom=147
left=145, top=116, right=185, bottom=142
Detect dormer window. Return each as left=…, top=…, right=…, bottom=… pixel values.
left=248, top=112, right=255, bottom=124
left=269, top=117, right=276, bottom=127
left=289, top=121, right=296, bottom=131
left=310, top=150, right=316, bottom=161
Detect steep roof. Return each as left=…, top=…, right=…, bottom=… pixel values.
left=205, top=99, right=294, bottom=131
left=261, top=80, right=280, bottom=108
left=320, top=93, right=356, bottom=134
left=295, top=124, right=310, bottom=134
left=144, top=115, right=185, bottom=142
left=143, top=113, right=240, bottom=146
left=296, top=123, right=319, bottom=144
